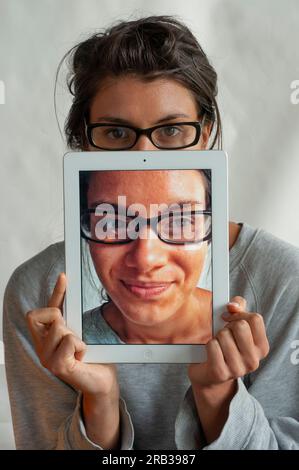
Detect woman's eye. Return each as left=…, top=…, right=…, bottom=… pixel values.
left=105, top=217, right=127, bottom=230
left=161, top=126, right=180, bottom=137
left=106, top=127, right=127, bottom=139
left=174, top=217, right=193, bottom=227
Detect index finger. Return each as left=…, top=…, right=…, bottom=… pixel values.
left=47, top=273, right=67, bottom=310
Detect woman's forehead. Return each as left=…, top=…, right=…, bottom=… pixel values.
left=87, top=170, right=206, bottom=206
left=89, top=75, right=198, bottom=125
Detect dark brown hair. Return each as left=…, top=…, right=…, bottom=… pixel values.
left=57, top=15, right=222, bottom=150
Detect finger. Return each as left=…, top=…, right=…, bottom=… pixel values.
left=226, top=296, right=247, bottom=313
left=51, top=334, right=86, bottom=384
left=221, top=311, right=269, bottom=356
left=206, top=337, right=230, bottom=383
left=222, top=310, right=253, bottom=322
left=41, top=319, right=71, bottom=367
left=26, top=307, right=63, bottom=350
left=216, top=328, right=246, bottom=377
left=225, top=320, right=260, bottom=370
left=57, top=334, right=86, bottom=365
left=242, top=313, right=269, bottom=357
left=48, top=273, right=67, bottom=310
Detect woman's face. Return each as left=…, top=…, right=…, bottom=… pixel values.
left=88, top=170, right=208, bottom=326
left=87, top=75, right=210, bottom=326
left=88, top=74, right=211, bottom=151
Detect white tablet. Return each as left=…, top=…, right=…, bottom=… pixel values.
left=63, top=150, right=229, bottom=363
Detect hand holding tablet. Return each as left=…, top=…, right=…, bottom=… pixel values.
left=26, top=272, right=119, bottom=396
left=63, top=150, right=229, bottom=363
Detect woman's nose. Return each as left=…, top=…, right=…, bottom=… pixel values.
left=124, top=229, right=169, bottom=272
left=131, top=134, right=158, bottom=151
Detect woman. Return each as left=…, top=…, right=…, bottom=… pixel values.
left=81, top=169, right=213, bottom=345
left=3, top=15, right=299, bottom=450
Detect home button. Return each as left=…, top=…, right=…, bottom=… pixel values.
left=143, top=349, right=153, bottom=360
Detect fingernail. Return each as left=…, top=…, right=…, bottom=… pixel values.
left=228, top=301, right=240, bottom=307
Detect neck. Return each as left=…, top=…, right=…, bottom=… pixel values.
left=103, top=290, right=212, bottom=344
left=229, top=221, right=241, bottom=249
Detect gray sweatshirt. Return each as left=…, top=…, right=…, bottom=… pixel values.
left=3, top=223, right=299, bottom=450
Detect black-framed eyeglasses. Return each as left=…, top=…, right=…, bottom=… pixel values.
left=80, top=209, right=212, bottom=245
left=86, top=121, right=202, bottom=150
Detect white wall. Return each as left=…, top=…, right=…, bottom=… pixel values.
left=0, top=0, right=298, bottom=449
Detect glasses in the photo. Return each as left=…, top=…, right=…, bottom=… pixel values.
left=86, top=121, right=202, bottom=150
left=81, top=209, right=212, bottom=245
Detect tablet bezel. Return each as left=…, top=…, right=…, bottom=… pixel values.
left=63, top=150, right=229, bottom=363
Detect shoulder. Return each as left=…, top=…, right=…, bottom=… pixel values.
left=82, top=307, right=97, bottom=331
left=3, top=241, right=65, bottom=316
left=241, top=225, right=299, bottom=282
left=234, top=224, right=299, bottom=332
left=83, top=306, right=124, bottom=345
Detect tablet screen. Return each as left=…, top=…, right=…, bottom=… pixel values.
left=79, top=169, right=212, bottom=345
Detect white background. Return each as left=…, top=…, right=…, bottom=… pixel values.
left=0, top=0, right=298, bottom=449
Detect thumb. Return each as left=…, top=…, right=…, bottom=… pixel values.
left=226, top=296, right=247, bottom=313
left=47, top=273, right=67, bottom=311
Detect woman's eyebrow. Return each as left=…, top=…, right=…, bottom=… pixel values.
left=95, top=113, right=190, bottom=125
left=173, top=200, right=204, bottom=207
left=89, top=200, right=203, bottom=209
left=90, top=201, right=119, bottom=210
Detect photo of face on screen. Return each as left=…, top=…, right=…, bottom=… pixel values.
left=80, top=169, right=212, bottom=345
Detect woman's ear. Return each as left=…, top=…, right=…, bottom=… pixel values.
left=200, top=122, right=213, bottom=149
left=82, top=115, right=90, bottom=151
